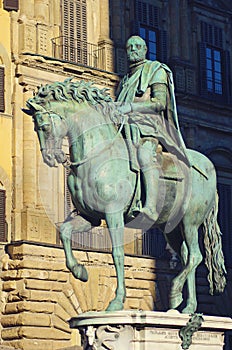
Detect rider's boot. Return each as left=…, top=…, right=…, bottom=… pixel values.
left=140, top=165, right=160, bottom=221
left=136, top=140, right=160, bottom=221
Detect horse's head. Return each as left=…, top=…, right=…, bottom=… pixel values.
left=23, top=101, right=68, bottom=167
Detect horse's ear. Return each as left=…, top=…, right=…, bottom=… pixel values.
left=21, top=108, right=34, bottom=116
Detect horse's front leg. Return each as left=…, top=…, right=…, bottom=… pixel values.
left=59, top=214, right=92, bottom=282
left=105, top=211, right=126, bottom=311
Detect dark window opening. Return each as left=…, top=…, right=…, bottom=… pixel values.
left=199, top=21, right=231, bottom=102
left=3, top=0, right=19, bottom=11
left=139, top=26, right=157, bottom=61
left=206, top=47, right=222, bottom=95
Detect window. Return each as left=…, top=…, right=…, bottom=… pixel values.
left=0, top=189, right=7, bottom=242
left=61, top=0, right=87, bottom=64
left=139, top=27, right=157, bottom=60
left=0, top=66, right=5, bottom=113
left=206, top=47, right=222, bottom=95
left=199, top=21, right=231, bottom=102
left=135, top=1, right=167, bottom=63
left=3, top=0, right=19, bottom=11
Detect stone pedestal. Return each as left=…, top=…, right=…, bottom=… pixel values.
left=69, top=310, right=232, bottom=350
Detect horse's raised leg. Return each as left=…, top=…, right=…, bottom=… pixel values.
left=170, top=224, right=202, bottom=313
left=105, top=211, right=126, bottom=311
left=59, top=215, right=92, bottom=282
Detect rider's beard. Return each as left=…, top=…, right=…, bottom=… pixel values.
left=128, top=51, right=145, bottom=63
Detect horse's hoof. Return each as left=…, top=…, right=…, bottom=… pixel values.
left=70, top=264, right=88, bottom=282
left=169, top=293, right=183, bottom=309
left=106, top=299, right=124, bottom=312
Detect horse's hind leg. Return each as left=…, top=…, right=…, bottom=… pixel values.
left=105, top=211, right=126, bottom=311
left=164, top=227, right=186, bottom=309
left=170, top=224, right=202, bottom=313
left=59, top=214, right=92, bottom=282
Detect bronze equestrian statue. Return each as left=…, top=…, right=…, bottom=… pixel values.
left=22, top=36, right=226, bottom=314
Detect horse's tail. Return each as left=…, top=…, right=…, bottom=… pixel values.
left=202, top=191, right=226, bottom=295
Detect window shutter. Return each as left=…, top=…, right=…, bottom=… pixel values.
left=138, top=1, right=158, bottom=28
left=115, top=47, right=127, bottom=75
left=0, top=67, right=5, bottom=113
left=214, top=26, right=223, bottom=48
left=201, top=21, right=223, bottom=48
left=186, top=69, right=196, bottom=94
left=76, top=0, right=87, bottom=65
left=0, top=190, right=6, bottom=242
left=159, top=30, right=167, bottom=63
left=62, top=0, right=87, bottom=64
left=3, top=0, right=19, bottom=11
left=174, top=66, right=185, bottom=92
left=198, top=42, right=208, bottom=97
left=223, top=50, right=231, bottom=104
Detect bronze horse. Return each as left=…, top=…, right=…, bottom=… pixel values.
left=23, top=78, right=226, bottom=313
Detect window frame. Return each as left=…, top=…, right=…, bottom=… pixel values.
left=139, top=25, right=158, bottom=61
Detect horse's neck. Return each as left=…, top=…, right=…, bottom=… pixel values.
left=66, top=102, right=118, bottom=163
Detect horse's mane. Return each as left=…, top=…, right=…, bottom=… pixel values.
left=31, top=77, right=112, bottom=105
left=29, top=77, right=121, bottom=124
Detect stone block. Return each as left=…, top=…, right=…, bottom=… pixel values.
left=132, top=270, right=155, bottom=281
left=125, top=297, right=141, bottom=310
left=1, top=270, right=18, bottom=280
left=126, top=288, right=144, bottom=299
left=2, top=281, right=17, bottom=292
left=54, top=304, right=70, bottom=323
left=4, top=301, right=55, bottom=315
left=25, top=279, right=63, bottom=292
left=3, top=339, right=72, bottom=350
left=17, top=269, right=49, bottom=280
left=125, top=279, right=153, bottom=290
left=1, top=312, right=51, bottom=328
left=49, top=271, right=68, bottom=282
left=51, top=314, right=72, bottom=334
left=57, top=292, right=77, bottom=318
left=14, top=326, right=71, bottom=340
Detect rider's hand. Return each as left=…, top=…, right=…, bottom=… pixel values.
left=116, top=102, right=132, bottom=114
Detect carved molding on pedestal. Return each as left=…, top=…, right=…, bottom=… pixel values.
left=81, top=324, right=134, bottom=350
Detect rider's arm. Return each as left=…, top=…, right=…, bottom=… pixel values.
left=117, top=67, right=168, bottom=114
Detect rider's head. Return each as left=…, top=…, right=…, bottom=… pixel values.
left=126, top=36, right=147, bottom=64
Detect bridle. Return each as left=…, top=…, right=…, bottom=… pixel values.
left=34, top=109, right=126, bottom=169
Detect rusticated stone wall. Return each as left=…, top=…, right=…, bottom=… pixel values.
left=0, top=242, right=161, bottom=350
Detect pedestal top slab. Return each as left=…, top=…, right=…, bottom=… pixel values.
left=69, top=309, right=232, bottom=330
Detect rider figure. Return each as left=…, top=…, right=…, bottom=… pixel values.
left=116, top=35, right=189, bottom=221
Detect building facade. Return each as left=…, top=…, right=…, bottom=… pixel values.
left=0, top=0, right=231, bottom=349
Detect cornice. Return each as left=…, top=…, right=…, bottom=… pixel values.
left=190, top=0, right=232, bottom=16
left=15, top=54, right=120, bottom=92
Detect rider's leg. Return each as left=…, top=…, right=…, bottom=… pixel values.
left=137, top=139, right=160, bottom=221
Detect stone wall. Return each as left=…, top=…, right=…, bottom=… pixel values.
left=0, top=242, right=161, bottom=349
left=1, top=241, right=232, bottom=349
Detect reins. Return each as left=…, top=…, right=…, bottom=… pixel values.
left=69, top=115, right=126, bottom=168
left=39, top=109, right=126, bottom=169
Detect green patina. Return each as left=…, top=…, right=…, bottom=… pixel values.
left=22, top=37, right=226, bottom=313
